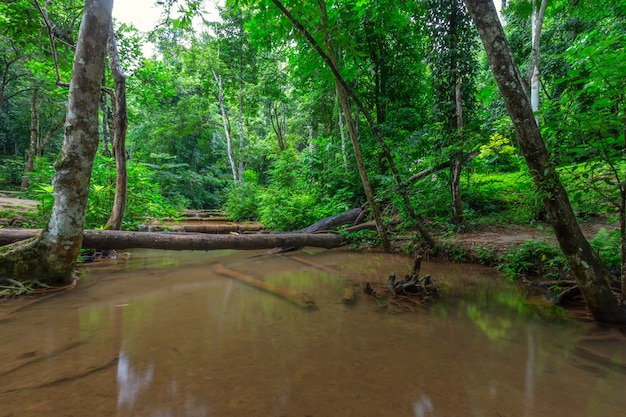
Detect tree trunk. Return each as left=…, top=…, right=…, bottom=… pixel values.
left=270, top=0, right=433, bottom=246
left=0, top=0, right=113, bottom=285
left=21, top=88, right=39, bottom=191
left=21, top=90, right=65, bottom=191
left=464, top=0, right=626, bottom=324
left=213, top=66, right=238, bottom=183
left=527, top=0, right=548, bottom=126
left=336, top=86, right=349, bottom=172
left=316, top=0, right=390, bottom=251
left=0, top=229, right=344, bottom=251
left=104, top=21, right=128, bottom=231
left=451, top=79, right=464, bottom=225
left=237, top=78, right=245, bottom=181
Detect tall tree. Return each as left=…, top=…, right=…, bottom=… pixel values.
left=527, top=0, right=547, bottom=126
left=270, top=0, right=391, bottom=250
left=0, top=0, right=114, bottom=284
left=425, top=0, right=478, bottom=225
left=103, top=21, right=128, bottom=230
left=464, top=0, right=626, bottom=324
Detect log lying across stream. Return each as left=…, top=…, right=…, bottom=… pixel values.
left=0, top=229, right=344, bottom=251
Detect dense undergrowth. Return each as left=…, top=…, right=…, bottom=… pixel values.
left=0, top=151, right=621, bottom=283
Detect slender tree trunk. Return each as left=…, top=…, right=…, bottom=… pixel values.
left=527, top=0, right=547, bottom=126
left=21, top=89, right=38, bottom=191
left=318, top=0, right=390, bottom=251
left=270, top=103, right=286, bottom=151
left=464, top=0, right=626, bottom=324
left=451, top=77, right=464, bottom=224
left=336, top=86, right=349, bottom=172
left=104, top=21, right=128, bottom=231
left=212, top=67, right=238, bottom=183
left=0, top=0, right=113, bottom=285
left=100, top=73, right=112, bottom=156
left=271, top=0, right=432, bottom=246
left=22, top=89, right=65, bottom=191
left=238, top=79, right=245, bottom=182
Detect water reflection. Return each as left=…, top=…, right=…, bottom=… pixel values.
left=1, top=249, right=625, bottom=417
left=117, top=348, right=154, bottom=409
left=413, top=393, right=435, bottom=417
left=524, top=326, right=536, bottom=417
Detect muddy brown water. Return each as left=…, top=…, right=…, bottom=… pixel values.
left=1, top=248, right=625, bottom=417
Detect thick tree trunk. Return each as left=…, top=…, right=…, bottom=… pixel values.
left=0, top=229, right=344, bottom=251
left=104, top=22, right=128, bottom=230
left=0, top=0, right=113, bottom=285
left=464, top=0, right=626, bottom=323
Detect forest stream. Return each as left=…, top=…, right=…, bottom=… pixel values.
left=1, top=248, right=625, bottom=417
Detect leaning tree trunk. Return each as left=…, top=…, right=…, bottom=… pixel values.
left=0, top=0, right=113, bottom=285
left=270, top=0, right=433, bottom=246
left=104, top=21, right=128, bottom=231
left=317, top=0, right=390, bottom=251
left=464, top=0, right=626, bottom=324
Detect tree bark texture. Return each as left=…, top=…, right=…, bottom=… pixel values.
left=464, top=0, right=626, bottom=323
left=0, top=0, right=113, bottom=285
left=0, top=229, right=344, bottom=251
left=104, top=21, right=128, bottom=230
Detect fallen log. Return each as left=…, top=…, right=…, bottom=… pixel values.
left=0, top=229, right=344, bottom=251
left=213, top=263, right=316, bottom=309
left=271, top=208, right=362, bottom=253
left=294, top=208, right=362, bottom=233
left=166, top=223, right=263, bottom=233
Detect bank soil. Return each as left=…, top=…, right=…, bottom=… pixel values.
left=435, top=220, right=616, bottom=259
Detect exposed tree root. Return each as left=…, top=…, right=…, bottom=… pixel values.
left=362, top=255, right=440, bottom=312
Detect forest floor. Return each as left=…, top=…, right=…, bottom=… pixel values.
left=434, top=218, right=616, bottom=257
left=0, top=193, right=39, bottom=212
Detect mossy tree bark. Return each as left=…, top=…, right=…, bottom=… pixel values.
left=464, top=0, right=626, bottom=324
left=0, top=0, right=113, bottom=285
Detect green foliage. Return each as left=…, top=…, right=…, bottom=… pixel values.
left=590, top=227, right=621, bottom=270
left=464, top=168, right=544, bottom=225
left=474, top=133, right=521, bottom=173
left=343, top=229, right=381, bottom=250
left=23, top=153, right=180, bottom=229
left=496, top=240, right=566, bottom=280
left=223, top=179, right=261, bottom=221
left=0, top=157, right=25, bottom=189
